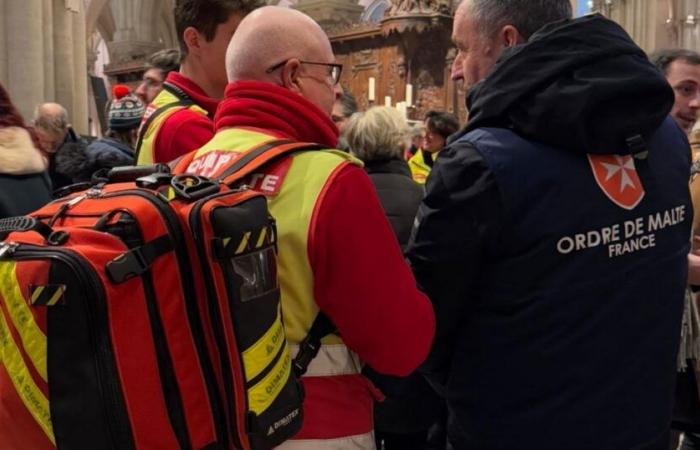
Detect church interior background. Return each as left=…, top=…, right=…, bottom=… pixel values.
left=2, top=0, right=700, bottom=137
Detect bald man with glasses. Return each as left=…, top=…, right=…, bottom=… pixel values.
left=176, top=7, right=435, bottom=449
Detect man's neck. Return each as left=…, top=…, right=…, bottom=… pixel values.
left=179, top=59, right=223, bottom=100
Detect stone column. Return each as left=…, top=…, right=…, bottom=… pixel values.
left=0, top=0, right=89, bottom=133
left=4, top=0, right=45, bottom=122
left=0, top=0, right=7, bottom=87
left=70, top=2, right=89, bottom=134
left=42, top=0, right=56, bottom=102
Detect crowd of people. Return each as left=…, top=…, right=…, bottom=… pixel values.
left=2, top=0, right=700, bottom=449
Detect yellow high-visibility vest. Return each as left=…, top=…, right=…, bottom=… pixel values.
left=134, top=83, right=207, bottom=165
left=408, top=149, right=436, bottom=184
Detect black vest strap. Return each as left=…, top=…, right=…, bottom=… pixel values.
left=292, top=312, right=336, bottom=377
left=134, top=82, right=196, bottom=160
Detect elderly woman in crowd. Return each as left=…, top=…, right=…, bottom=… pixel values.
left=344, top=106, right=423, bottom=249
left=344, top=106, right=441, bottom=450
left=0, top=82, right=51, bottom=218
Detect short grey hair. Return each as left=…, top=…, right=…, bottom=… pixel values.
left=344, top=106, right=410, bottom=162
left=469, top=0, right=573, bottom=40
left=33, top=103, right=69, bottom=138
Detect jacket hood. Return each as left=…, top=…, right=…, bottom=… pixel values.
left=0, top=127, right=48, bottom=175
left=464, top=14, right=674, bottom=155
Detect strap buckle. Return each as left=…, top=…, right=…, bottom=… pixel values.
left=170, top=175, right=220, bottom=201
left=106, top=235, right=173, bottom=284
left=293, top=335, right=322, bottom=377
left=106, top=247, right=149, bottom=284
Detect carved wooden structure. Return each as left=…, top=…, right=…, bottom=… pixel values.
left=328, top=6, right=467, bottom=121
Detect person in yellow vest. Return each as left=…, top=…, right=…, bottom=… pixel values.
left=180, top=6, right=435, bottom=449
left=134, top=48, right=181, bottom=105
left=408, top=111, right=459, bottom=184
left=135, top=0, right=264, bottom=165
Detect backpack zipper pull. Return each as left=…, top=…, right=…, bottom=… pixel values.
left=49, top=187, right=103, bottom=227
left=0, top=242, right=19, bottom=259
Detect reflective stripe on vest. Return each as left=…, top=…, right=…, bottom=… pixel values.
left=135, top=85, right=207, bottom=165
left=192, top=129, right=376, bottom=442
left=408, top=149, right=432, bottom=184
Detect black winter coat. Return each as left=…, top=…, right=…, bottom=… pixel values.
left=56, top=136, right=135, bottom=183
left=409, top=14, right=689, bottom=450
left=364, top=158, right=423, bottom=250
left=0, top=127, right=52, bottom=218
left=362, top=158, right=442, bottom=434
left=50, top=128, right=86, bottom=190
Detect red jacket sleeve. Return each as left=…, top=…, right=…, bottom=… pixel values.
left=308, top=163, right=435, bottom=377
left=154, top=109, right=215, bottom=163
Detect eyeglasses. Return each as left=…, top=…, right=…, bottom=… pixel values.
left=266, top=59, right=343, bottom=85
left=140, top=77, right=163, bottom=89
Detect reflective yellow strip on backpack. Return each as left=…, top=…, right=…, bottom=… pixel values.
left=247, top=344, right=292, bottom=415
left=0, top=309, right=54, bottom=444
left=236, top=232, right=252, bottom=255
left=242, top=310, right=285, bottom=382
left=255, top=228, right=267, bottom=249
left=0, top=262, right=47, bottom=381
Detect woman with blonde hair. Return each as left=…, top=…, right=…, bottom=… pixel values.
left=344, top=106, right=423, bottom=248
left=344, top=106, right=440, bottom=450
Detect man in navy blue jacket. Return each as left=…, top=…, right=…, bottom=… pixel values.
left=407, top=1, right=692, bottom=449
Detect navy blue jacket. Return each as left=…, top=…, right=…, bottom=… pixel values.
left=408, top=15, right=691, bottom=450
left=56, top=136, right=135, bottom=183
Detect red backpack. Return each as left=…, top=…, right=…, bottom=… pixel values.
left=0, top=140, right=326, bottom=450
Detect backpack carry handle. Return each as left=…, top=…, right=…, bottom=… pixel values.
left=105, top=164, right=171, bottom=183
left=0, top=216, right=66, bottom=245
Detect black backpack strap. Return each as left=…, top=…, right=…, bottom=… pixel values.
left=134, top=83, right=195, bottom=160
left=292, top=312, right=336, bottom=377
left=217, top=140, right=325, bottom=186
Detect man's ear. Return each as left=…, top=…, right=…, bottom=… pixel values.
left=501, top=25, right=526, bottom=48
left=280, top=59, right=303, bottom=94
left=183, top=27, right=202, bottom=56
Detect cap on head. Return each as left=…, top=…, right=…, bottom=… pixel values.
left=108, top=88, right=146, bottom=130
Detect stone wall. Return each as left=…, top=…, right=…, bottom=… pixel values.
left=0, top=0, right=89, bottom=133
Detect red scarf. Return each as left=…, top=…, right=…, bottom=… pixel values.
left=215, top=81, right=339, bottom=148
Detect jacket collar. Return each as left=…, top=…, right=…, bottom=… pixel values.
left=214, top=81, right=338, bottom=148
left=364, top=158, right=412, bottom=177
left=0, top=127, right=48, bottom=175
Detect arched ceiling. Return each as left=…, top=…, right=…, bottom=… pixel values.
left=85, top=0, right=178, bottom=61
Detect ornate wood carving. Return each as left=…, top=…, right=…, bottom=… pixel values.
left=331, top=10, right=465, bottom=120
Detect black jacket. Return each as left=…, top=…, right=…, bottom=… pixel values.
left=408, top=14, right=689, bottom=450
left=362, top=158, right=440, bottom=433
left=0, top=127, right=52, bottom=218
left=56, top=136, right=135, bottom=183
left=364, top=158, right=423, bottom=250
left=50, top=128, right=86, bottom=190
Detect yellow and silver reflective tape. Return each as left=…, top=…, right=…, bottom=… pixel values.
left=247, top=344, right=292, bottom=415
left=0, top=309, right=54, bottom=444
left=0, top=262, right=47, bottom=381
left=242, top=309, right=285, bottom=382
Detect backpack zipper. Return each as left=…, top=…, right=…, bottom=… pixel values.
left=190, top=190, right=250, bottom=450
left=0, top=243, right=135, bottom=450
left=101, top=188, right=228, bottom=448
